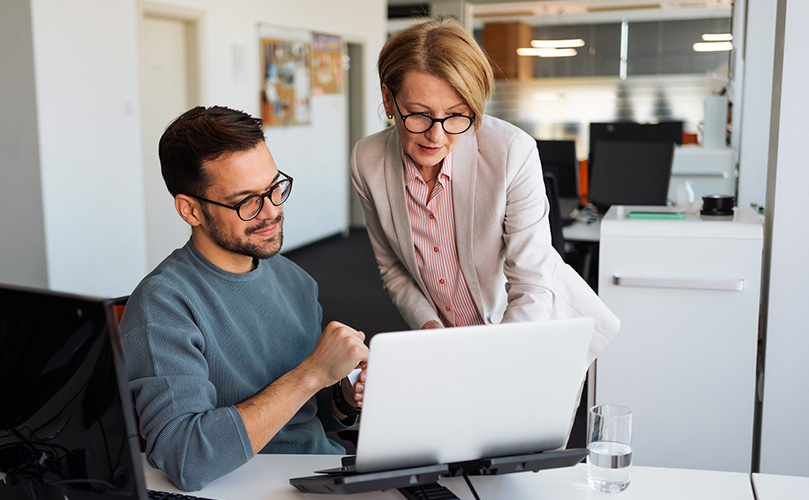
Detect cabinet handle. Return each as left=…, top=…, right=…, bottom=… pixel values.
left=671, top=171, right=729, bottom=178
left=612, top=276, right=744, bottom=291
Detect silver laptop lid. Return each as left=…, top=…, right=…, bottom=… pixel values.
left=354, top=317, right=594, bottom=473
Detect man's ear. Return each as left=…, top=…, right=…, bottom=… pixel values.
left=175, top=195, right=203, bottom=227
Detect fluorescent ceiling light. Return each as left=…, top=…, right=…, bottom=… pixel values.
left=517, top=48, right=578, bottom=57
left=701, top=33, right=733, bottom=42
left=693, top=41, right=733, bottom=52
left=531, top=38, right=585, bottom=49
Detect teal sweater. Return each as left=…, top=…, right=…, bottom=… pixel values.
left=120, top=241, right=345, bottom=491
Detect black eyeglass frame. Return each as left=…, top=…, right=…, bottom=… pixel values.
left=188, top=170, right=293, bottom=221
left=389, top=92, right=475, bottom=135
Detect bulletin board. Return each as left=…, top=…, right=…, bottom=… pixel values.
left=311, top=33, right=345, bottom=96
left=259, top=26, right=312, bottom=126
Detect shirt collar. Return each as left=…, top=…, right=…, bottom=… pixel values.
left=401, top=149, right=454, bottom=185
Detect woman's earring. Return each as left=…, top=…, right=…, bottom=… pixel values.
left=386, top=112, right=393, bottom=119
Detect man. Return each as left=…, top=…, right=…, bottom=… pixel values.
left=120, top=106, right=368, bottom=491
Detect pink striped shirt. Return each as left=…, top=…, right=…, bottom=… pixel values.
left=402, top=152, right=483, bottom=327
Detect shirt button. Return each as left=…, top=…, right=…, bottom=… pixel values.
left=446, top=306, right=451, bottom=312
left=433, top=246, right=439, bottom=252
left=429, top=214, right=435, bottom=219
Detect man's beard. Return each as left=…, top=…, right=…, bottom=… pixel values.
left=202, top=206, right=284, bottom=260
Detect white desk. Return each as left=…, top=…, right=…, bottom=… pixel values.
left=144, top=455, right=754, bottom=500
left=562, top=220, right=600, bottom=243
left=752, top=473, right=809, bottom=500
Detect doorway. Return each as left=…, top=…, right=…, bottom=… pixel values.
left=139, top=5, right=202, bottom=270
left=346, top=42, right=366, bottom=229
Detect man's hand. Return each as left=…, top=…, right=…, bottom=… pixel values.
left=301, top=321, right=369, bottom=388
left=421, top=320, right=443, bottom=329
left=235, top=321, right=368, bottom=454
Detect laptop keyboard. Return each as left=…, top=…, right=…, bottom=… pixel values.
left=148, top=489, right=219, bottom=500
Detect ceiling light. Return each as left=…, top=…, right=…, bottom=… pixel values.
left=701, top=33, right=733, bottom=42
left=693, top=41, right=733, bottom=52
left=531, top=39, right=586, bottom=49
left=517, top=48, right=578, bottom=57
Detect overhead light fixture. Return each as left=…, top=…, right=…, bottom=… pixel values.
left=701, top=33, right=733, bottom=42
left=530, top=38, right=585, bottom=49
left=693, top=41, right=733, bottom=52
left=517, top=48, right=578, bottom=57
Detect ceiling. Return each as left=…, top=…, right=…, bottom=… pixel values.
left=388, top=0, right=734, bottom=27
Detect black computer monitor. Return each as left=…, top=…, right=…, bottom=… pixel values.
left=588, top=121, right=683, bottom=174
left=0, top=285, right=148, bottom=500
left=536, top=140, right=579, bottom=198
left=587, top=140, right=675, bottom=211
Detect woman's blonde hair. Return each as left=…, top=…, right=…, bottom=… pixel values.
left=378, top=18, right=494, bottom=130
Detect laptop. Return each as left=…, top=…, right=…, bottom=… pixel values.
left=291, top=317, right=594, bottom=494
left=0, top=284, right=213, bottom=500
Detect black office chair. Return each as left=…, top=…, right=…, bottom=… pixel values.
left=536, top=139, right=579, bottom=199
left=543, top=172, right=567, bottom=260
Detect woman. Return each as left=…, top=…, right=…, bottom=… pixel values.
left=351, top=18, right=619, bottom=364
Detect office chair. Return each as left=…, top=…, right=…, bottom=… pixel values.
left=536, top=139, right=579, bottom=199
left=111, top=295, right=148, bottom=453
left=543, top=172, right=567, bottom=260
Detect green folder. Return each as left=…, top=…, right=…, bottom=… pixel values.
left=625, top=211, right=686, bottom=219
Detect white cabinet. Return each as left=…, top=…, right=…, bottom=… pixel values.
left=596, top=206, right=762, bottom=472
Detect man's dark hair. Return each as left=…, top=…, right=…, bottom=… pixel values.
left=158, top=106, right=266, bottom=198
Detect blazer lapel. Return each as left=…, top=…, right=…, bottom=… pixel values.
left=451, top=131, right=485, bottom=316
left=384, top=130, right=425, bottom=290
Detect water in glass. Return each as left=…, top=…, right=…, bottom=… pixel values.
left=587, top=440, right=632, bottom=493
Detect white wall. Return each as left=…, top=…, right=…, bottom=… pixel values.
left=758, top=0, right=809, bottom=476
left=0, top=0, right=49, bottom=289
left=0, top=0, right=387, bottom=297
left=31, top=0, right=148, bottom=297
left=736, top=0, right=778, bottom=209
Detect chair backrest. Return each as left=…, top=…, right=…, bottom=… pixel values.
left=536, top=140, right=579, bottom=198
left=110, top=295, right=146, bottom=452
left=543, top=172, right=566, bottom=259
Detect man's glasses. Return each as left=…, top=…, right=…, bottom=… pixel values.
left=390, top=92, right=475, bottom=135
left=189, top=171, right=293, bottom=221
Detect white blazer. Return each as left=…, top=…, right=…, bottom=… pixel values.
left=351, top=115, right=619, bottom=364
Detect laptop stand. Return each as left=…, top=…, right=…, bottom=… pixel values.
left=289, top=448, right=588, bottom=497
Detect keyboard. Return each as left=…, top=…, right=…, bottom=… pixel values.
left=148, top=489, right=220, bottom=500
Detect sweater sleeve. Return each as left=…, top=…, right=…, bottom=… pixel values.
left=121, top=288, right=253, bottom=491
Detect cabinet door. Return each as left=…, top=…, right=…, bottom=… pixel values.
left=596, top=235, right=761, bottom=472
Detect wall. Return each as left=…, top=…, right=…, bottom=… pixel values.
left=736, top=0, right=778, bottom=209
left=758, top=0, right=809, bottom=476
left=30, top=0, right=147, bottom=297
left=0, top=0, right=49, bottom=289
left=0, top=0, right=387, bottom=298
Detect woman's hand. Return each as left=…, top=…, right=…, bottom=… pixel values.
left=348, top=369, right=367, bottom=408
left=421, top=320, right=443, bottom=329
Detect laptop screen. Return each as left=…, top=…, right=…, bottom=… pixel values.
left=0, top=285, right=147, bottom=500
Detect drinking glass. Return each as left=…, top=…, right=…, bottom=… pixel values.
left=587, top=404, right=632, bottom=493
